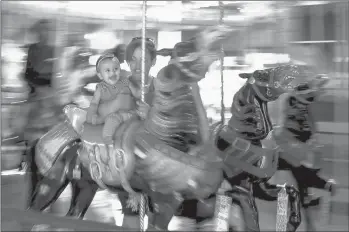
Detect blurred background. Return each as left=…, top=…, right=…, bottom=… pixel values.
left=1, top=1, right=348, bottom=231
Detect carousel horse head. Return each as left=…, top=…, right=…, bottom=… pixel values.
left=151, top=26, right=233, bottom=151
left=238, top=65, right=326, bottom=103
left=159, top=25, right=233, bottom=83
left=291, top=73, right=329, bottom=104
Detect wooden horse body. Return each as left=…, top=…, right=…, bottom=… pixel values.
left=28, top=26, right=234, bottom=231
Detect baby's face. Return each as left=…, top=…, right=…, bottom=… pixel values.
left=98, top=58, right=121, bottom=85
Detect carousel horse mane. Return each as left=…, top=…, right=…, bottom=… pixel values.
left=145, top=26, right=234, bottom=153
left=282, top=95, right=314, bottom=143
left=226, top=78, right=273, bottom=143
left=145, top=44, right=202, bottom=153
left=226, top=65, right=325, bottom=143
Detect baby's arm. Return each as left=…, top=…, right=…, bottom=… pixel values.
left=86, top=86, right=101, bottom=124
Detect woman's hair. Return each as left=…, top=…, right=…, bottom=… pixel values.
left=125, top=37, right=156, bottom=62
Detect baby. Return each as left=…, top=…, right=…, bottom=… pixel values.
left=86, top=53, right=139, bottom=145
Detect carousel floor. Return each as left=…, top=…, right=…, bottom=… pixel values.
left=1, top=170, right=348, bottom=231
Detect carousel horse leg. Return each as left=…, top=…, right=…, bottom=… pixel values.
left=291, top=162, right=336, bottom=194
left=148, top=192, right=184, bottom=230
left=278, top=157, right=335, bottom=210
left=66, top=179, right=98, bottom=219
left=27, top=141, right=71, bottom=211
left=29, top=175, right=70, bottom=211
left=66, top=165, right=99, bottom=219
left=228, top=185, right=260, bottom=232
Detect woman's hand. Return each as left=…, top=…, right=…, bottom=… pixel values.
left=136, top=101, right=150, bottom=119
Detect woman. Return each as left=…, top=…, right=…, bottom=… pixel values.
left=115, top=37, right=157, bottom=229
left=118, top=37, right=207, bottom=230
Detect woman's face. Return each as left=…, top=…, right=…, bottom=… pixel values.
left=128, top=46, right=154, bottom=81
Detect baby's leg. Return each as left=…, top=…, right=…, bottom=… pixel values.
left=102, top=111, right=137, bottom=144
left=103, top=115, right=121, bottom=145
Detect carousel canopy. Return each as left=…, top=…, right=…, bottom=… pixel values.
left=2, top=1, right=297, bottom=30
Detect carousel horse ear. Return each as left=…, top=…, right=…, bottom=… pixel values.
left=239, top=73, right=252, bottom=79
left=156, top=48, right=173, bottom=57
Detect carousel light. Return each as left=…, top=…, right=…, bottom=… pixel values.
left=224, top=15, right=252, bottom=22
left=147, top=2, right=183, bottom=22
left=20, top=1, right=64, bottom=9
left=239, top=2, right=274, bottom=17
left=1, top=45, right=27, bottom=62
left=189, top=1, right=219, bottom=8
left=67, top=2, right=136, bottom=19
left=294, top=1, right=332, bottom=6
left=84, top=32, right=120, bottom=50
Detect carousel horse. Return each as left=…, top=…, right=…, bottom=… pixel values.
left=252, top=74, right=336, bottom=230
left=193, top=65, right=331, bottom=232
left=26, top=26, right=235, bottom=230
left=26, top=30, right=327, bottom=230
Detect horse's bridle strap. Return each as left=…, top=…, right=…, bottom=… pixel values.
left=218, top=131, right=278, bottom=179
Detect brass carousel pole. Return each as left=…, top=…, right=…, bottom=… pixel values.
left=139, top=1, right=148, bottom=231
left=219, top=1, right=225, bottom=125
left=213, top=2, right=232, bottom=232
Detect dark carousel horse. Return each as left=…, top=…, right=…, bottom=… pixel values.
left=175, top=66, right=326, bottom=231
left=194, top=66, right=309, bottom=232
left=253, top=76, right=336, bottom=231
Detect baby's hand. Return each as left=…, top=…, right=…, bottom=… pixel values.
left=91, top=114, right=98, bottom=125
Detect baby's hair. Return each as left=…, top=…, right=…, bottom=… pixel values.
left=96, top=53, right=120, bottom=73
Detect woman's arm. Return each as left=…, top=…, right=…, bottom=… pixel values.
left=128, top=81, right=141, bottom=99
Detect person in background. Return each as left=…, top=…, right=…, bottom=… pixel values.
left=24, top=19, right=56, bottom=95
left=23, top=19, right=63, bottom=144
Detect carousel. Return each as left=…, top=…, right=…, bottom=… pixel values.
left=2, top=1, right=346, bottom=231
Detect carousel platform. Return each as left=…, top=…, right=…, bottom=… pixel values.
left=1, top=169, right=124, bottom=231
left=2, top=168, right=348, bottom=231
